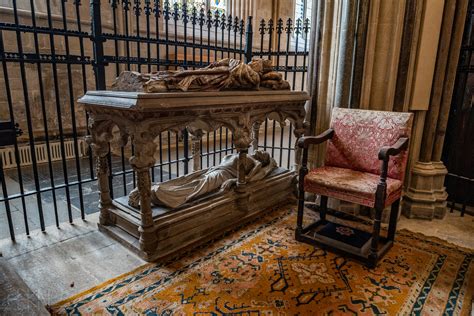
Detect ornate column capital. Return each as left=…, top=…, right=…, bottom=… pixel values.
left=129, top=131, right=157, bottom=171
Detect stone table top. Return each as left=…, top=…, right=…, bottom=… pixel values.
left=78, top=90, right=310, bottom=111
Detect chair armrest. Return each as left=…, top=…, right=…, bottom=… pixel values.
left=377, top=136, right=409, bottom=180
left=375, top=137, right=409, bottom=208
left=297, top=128, right=334, bottom=149
left=378, top=137, right=409, bottom=161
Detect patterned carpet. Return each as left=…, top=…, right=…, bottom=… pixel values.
left=51, top=206, right=473, bottom=315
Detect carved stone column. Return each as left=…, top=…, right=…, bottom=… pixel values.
left=334, top=0, right=358, bottom=109
left=251, top=121, right=261, bottom=153
left=233, top=125, right=252, bottom=211
left=402, top=162, right=448, bottom=219
left=95, top=155, right=112, bottom=225
left=402, top=0, right=468, bottom=219
left=129, top=131, right=158, bottom=255
left=188, top=128, right=204, bottom=172
left=86, top=120, right=113, bottom=226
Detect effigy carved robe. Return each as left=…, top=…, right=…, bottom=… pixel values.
left=112, top=58, right=290, bottom=92
left=128, top=151, right=278, bottom=209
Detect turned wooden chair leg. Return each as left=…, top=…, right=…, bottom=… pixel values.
left=387, top=199, right=400, bottom=241
left=369, top=206, right=383, bottom=267
left=320, top=195, right=328, bottom=222
left=296, top=191, right=305, bottom=238
left=296, top=146, right=309, bottom=239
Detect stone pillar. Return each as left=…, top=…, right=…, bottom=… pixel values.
left=95, top=155, right=112, bottom=225
left=86, top=119, right=114, bottom=226
left=359, top=0, right=407, bottom=111
left=229, top=0, right=256, bottom=21
left=188, top=128, right=204, bottom=172
left=403, top=162, right=444, bottom=219
left=350, top=0, right=370, bottom=108
left=129, top=131, right=158, bottom=255
left=333, top=0, right=358, bottom=108
left=308, top=0, right=344, bottom=167
left=233, top=124, right=252, bottom=211
left=432, top=2, right=469, bottom=160
left=251, top=121, right=261, bottom=153
left=402, top=0, right=468, bottom=219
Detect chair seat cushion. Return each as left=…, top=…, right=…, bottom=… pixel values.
left=304, top=166, right=403, bottom=208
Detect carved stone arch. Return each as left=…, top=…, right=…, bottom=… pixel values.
left=187, top=118, right=227, bottom=134
left=264, top=111, right=287, bottom=128
left=110, top=124, right=131, bottom=150
left=143, top=117, right=193, bottom=138
left=273, top=109, right=295, bottom=123
left=161, top=124, right=190, bottom=138
left=270, top=109, right=306, bottom=138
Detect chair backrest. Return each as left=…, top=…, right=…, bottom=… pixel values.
left=325, top=108, right=413, bottom=180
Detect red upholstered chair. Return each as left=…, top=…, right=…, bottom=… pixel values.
left=296, top=108, right=413, bottom=267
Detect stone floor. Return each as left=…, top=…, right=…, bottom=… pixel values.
left=0, top=257, right=49, bottom=315
left=398, top=209, right=474, bottom=250
left=0, top=212, right=145, bottom=305
left=0, top=204, right=473, bottom=309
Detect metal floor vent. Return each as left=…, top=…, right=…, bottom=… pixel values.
left=0, top=139, right=87, bottom=169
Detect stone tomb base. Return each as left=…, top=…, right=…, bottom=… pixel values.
left=99, top=168, right=297, bottom=261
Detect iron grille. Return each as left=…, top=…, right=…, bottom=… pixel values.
left=0, top=0, right=310, bottom=240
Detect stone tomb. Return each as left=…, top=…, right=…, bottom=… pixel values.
left=79, top=90, right=309, bottom=261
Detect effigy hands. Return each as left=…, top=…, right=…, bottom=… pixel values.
left=220, top=178, right=238, bottom=191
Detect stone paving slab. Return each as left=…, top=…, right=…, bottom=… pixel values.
left=0, top=256, right=49, bottom=316
left=1, top=212, right=145, bottom=305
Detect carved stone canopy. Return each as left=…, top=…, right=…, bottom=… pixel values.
left=79, top=90, right=310, bottom=151
left=79, top=89, right=309, bottom=261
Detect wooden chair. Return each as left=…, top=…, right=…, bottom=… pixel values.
left=296, top=108, right=413, bottom=268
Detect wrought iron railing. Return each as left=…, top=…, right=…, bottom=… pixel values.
left=0, top=0, right=310, bottom=240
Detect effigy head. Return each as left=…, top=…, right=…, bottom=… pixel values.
left=248, top=59, right=273, bottom=74
left=252, top=150, right=271, bottom=166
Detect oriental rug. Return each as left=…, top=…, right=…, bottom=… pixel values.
left=50, top=207, right=473, bottom=315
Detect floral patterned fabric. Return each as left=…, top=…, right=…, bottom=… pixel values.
left=304, top=108, right=412, bottom=207
left=304, top=166, right=402, bottom=207
left=325, top=108, right=413, bottom=180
